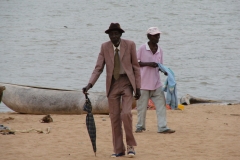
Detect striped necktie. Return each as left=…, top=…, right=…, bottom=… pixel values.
left=113, top=48, right=120, bottom=80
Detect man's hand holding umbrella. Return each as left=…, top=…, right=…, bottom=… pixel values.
left=82, top=83, right=92, bottom=94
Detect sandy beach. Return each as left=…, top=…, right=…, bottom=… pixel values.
left=1, top=104, right=240, bottom=160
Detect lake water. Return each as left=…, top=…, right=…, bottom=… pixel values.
left=0, top=0, right=240, bottom=112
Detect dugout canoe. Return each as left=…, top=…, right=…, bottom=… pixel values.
left=0, top=83, right=136, bottom=115
left=180, top=94, right=220, bottom=105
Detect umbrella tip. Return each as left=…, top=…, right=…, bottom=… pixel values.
left=95, top=152, right=96, bottom=156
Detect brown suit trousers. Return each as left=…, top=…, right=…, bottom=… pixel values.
left=108, top=75, right=137, bottom=154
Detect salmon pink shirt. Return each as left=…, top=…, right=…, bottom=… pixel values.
left=137, top=43, right=163, bottom=90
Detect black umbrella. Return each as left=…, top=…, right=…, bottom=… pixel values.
left=83, top=93, right=96, bottom=156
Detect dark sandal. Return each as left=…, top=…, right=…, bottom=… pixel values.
left=135, top=127, right=146, bottom=133
left=159, top=129, right=175, bottom=134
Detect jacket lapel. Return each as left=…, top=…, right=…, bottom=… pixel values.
left=120, top=39, right=126, bottom=60
left=107, top=42, right=114, bottom=64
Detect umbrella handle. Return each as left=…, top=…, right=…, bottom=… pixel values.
left=84, top=93, right=89, bottom=99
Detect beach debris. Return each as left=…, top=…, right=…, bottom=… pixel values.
left=177, top=104, right=185, bottom=110
left=148, top=99, right=156, bottom=110
left=0, top=125, right=51, bottom=135
left=0, top=124, right=15, bottom=135
left=0, top=124, right=8, bottom=130
left=0, top=129, right=15, bottom=135
left=180, top=94, right=220, bottom=105
left=166, top=104, right=171, bottom=110
left=12, top=127, right=51, bottom=134
left=40, top=115, right=53, bottom=123
left=2, top=117, right=14, bottom=122
left=230, top=114, right=240, bottom=116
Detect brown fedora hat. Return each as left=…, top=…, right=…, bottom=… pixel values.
left=105, top=23, right=125, bottom=34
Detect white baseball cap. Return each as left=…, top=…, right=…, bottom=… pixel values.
left=147, top=27, right=162, bottom=35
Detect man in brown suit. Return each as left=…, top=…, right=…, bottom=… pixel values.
left=83, top=23, right=141, bottom=158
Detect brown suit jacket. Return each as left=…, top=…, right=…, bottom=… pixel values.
left=88, top=39, right=141, bottom=96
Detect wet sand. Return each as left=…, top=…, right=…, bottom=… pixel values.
left=1, top=104, right=240, bottom=160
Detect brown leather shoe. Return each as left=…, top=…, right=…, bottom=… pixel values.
left=158, top=129, right=175, bottom=134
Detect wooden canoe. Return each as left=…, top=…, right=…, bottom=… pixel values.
left=180, top=94, right=220, bottom=105
left=0, top=83, right=136, bottom=115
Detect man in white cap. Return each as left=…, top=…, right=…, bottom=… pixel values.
left=135, top=27, right=175, bottom=134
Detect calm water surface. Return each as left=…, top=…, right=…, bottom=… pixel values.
left=0, top=0, right=240, bottom=112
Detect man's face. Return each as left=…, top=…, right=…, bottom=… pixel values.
left=108, top=30, right=122, bottom=46
left=148, top=33, right=160, bottom=44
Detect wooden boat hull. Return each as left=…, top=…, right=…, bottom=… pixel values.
left=180, top=94, right=220, bottom=105
left=0, top=83, right=114, bottom=114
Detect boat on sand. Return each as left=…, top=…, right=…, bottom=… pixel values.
left=0, top=83, right=136, bottom=115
